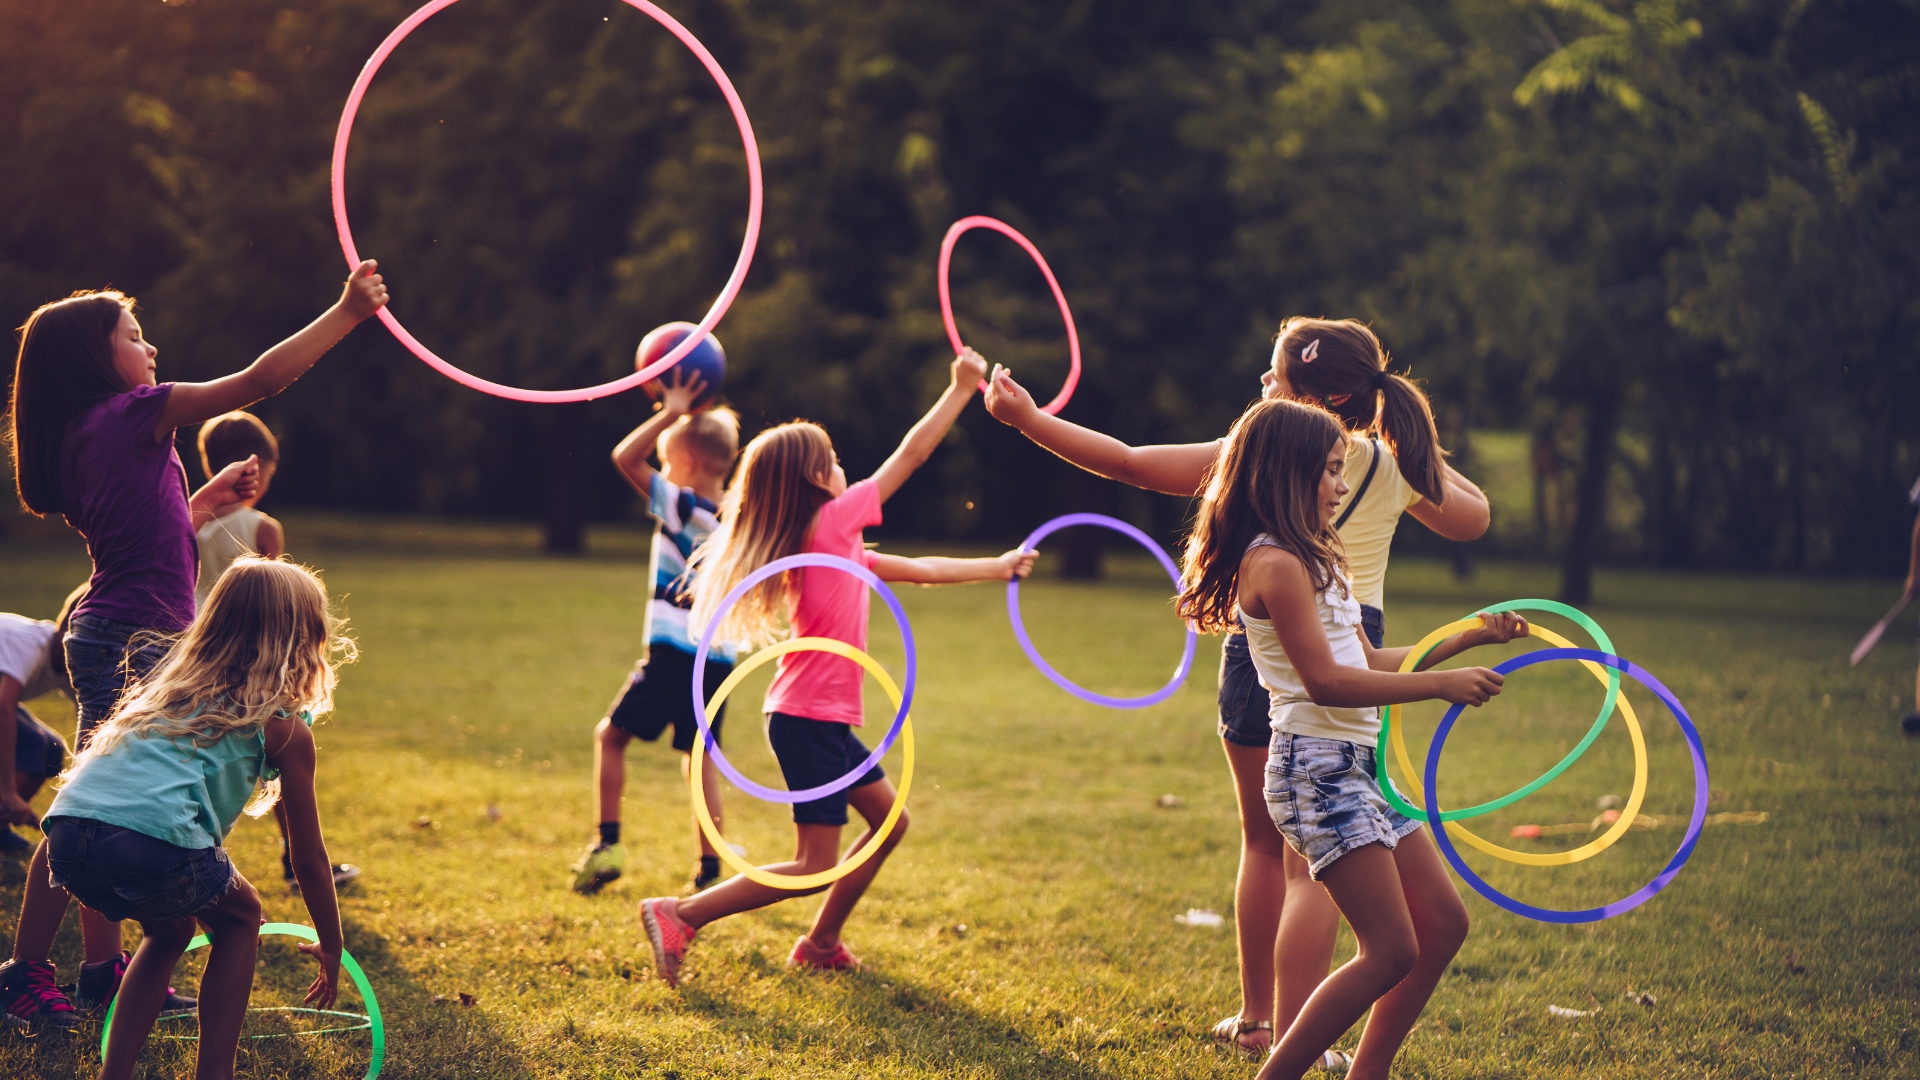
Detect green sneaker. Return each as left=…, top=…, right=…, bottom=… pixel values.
left=571, top=841, right=627, bottom=894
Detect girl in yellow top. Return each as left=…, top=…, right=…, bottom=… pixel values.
left=985, top=317, right=1489, bottom=1059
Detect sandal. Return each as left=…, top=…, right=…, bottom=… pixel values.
left=1315, top=1050, right=1353, bottom=1073
left=1211, top=1015, right=1273, bottom=1058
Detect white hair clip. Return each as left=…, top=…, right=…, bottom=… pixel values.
left=1301, top=339, right=1320, bottom=363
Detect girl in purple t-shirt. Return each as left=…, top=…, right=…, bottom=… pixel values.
left=634, top=347, right=1036, bottom=989
left=0, top=262, right=386, bottom=1032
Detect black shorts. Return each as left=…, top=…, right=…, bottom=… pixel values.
left=766, top=711, right=887, bottom=826
left=1219, top=607, right=1385, bottom=749
left=605, top=645, right=732, bottom=754
left=13, top=706, right=67, bottom=778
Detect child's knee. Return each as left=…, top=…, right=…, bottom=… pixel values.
left=879, top=808, right=909, bottom=847
left=1363, top=925, right=1421, bottom=983
left=202, top=875, right=262, bottom=930
left=139, top=916, right=198, bottom=952
left=1423, top=894, right=1470, bottom=955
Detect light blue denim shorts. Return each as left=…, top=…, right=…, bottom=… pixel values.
left=1265, top=732, right=1422, bottom=880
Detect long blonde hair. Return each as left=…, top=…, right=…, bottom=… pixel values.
left=687, top=421, right=837, bottom=647
left=74, top=557, right=355, bottom=812
left=1177, top=398, right=1351, bottom=632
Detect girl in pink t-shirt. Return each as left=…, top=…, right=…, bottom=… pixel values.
left=636, top=348, right=1036, bottom=987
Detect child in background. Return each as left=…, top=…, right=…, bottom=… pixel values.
left=637, top=347, right=1036, bottom=986
left=1, top=261, right=386, bottom=1030
left=0, top=586, right=84, bottom=860
left=985, top=317, right=1489, bottom=1058
left=36, top=557, right=351, bottom=1079
left=572, top=369, right=742, bottom=894
left=1176, top=398, right=1524, bottom=1080
left=195, top=410, right=361, bottom=893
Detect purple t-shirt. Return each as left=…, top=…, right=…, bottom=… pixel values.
left=62, top=384, right=199, bottom=632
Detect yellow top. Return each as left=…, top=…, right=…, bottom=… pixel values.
left=1334, top=438, right=1423, bottom=610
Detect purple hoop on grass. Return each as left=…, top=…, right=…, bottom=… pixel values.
left=1007, top=513, right=1196, bottom=708
left=691, top=553, right=915, bottom=803
left=1424, top=648, right=1709, bottom=924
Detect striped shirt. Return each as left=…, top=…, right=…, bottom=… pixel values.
left=646, top=473, right=734, bottom=660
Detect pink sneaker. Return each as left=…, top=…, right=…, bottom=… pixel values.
left=639, top=897, right=696, bottom=987
left=787, top=935, right=861, bottom=972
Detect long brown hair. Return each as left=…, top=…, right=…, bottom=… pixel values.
left=687, top=421, right=838, bottom=646
left=1177, top=398, right=1350, bottom=633
left=1272, top=317, right=1446, bottom=504
left=8, top=291, right=136, bottom=516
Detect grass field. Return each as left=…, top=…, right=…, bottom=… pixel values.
left=2, top=517, right=1917, bottom=1079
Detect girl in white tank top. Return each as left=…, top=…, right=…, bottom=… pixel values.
left=1176, top=399, right=1525, bottom=1080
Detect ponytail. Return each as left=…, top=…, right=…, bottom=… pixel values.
left=1272, top=317, right=1447, bottom=504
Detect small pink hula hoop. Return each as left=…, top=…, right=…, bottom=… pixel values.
left=938, top=216, right=1081, bottom=415
left=331, top=0, right=762, bottom=403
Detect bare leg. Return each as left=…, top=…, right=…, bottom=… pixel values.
left=673, top=823, right=849, bottom=927
left=1258, top=843, right=1419, bottom=1080
left=1343, top=829, right=1467, bottom=1080
left=678, top=752, right=724, bottom=860
left=805, top=779, right=909, bottom=949
left=594, top=719, right=632, bottom=825
left=1222, top=740, right=1289, bottom=1033
left=81, top=908, right=123, bottom=965
left=1275, top=844, right=1339, bottom=1033
left=10, top=840, right=69, bottom=963
left=188, top=875, right=263, bottom=1080
left=99, top=915, right=195, bottom=1080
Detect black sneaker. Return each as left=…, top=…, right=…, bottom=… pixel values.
left=0, top=958, right=79, bottom=1035
left=690, top=861, right=722, bottom=892
left=69, top=951, right=196, bottom=1018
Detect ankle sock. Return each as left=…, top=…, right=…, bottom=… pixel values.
left=699, top=855, right=720, bottom=878
left=598, top=822, right=621, bottom=846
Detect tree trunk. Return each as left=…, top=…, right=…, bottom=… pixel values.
left=544, top=401, right=587, bottom=555
left=1559, top=389, right=1619, bottom=607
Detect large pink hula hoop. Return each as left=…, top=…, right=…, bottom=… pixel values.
left=331, top=0, right=763, bottom=403
left=938, top=216, right=1082, bottom=416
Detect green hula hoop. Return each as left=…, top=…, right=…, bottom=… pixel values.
left=1376, top=599, right=1620, bottom=822
left=101, top=922, right=383, bottom=1080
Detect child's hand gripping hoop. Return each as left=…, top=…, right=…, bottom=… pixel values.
left=938, top=216, right=1082, bottom=415
left=331, top=0, right=762, bottom=402
left=690, top=553, right=916, bottom=802
left=1379, top=603, right=1652, bottom=866
left=102, top=923, right=384, bottom=1079
left=1007, top=514, right=1196, bottom=708
left=1424, top=649, right=1710, bottom=923
left=690, top=637, right=913, bottom=889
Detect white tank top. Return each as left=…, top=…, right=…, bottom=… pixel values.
left=1238, top=534, right=1380, bottom=746
left=195, top=506, right=266, bottom=608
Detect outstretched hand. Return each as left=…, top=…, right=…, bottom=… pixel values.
left=952, top=346, right=988, bottom=392
left=648, top=367, right=710, bottom=416
left=1469, top=611, right=1529, bottom=647
left=995, top=547, right=1039, bottom=581
left=984, top=364, right=1038, bottom=427
left=341, top=260, right=388, bottom=322
left=298, top=941, right=341, bottom=1009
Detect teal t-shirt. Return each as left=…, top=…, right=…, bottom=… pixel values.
left=46, top=711, right=311, bottom=850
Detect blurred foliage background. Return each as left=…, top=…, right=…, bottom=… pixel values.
left=3, top=0, right=1915, bottom=598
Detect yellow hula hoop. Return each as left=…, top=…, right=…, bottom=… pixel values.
left=690, top=636, right=914, bottom=889
left=1389, top=620, right=1648, bottom=866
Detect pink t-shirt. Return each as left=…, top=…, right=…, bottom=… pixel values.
left=762, top=479, right=883, bottom=726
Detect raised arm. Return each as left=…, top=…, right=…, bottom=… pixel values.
left=156, top=262, right=389, bottom=440
left=870, top=547, right=1036, bottom=586
left=1239, top=546, right=1503, bottom=708
left=869, top=348, right=989, bottom=504
left=610, top=369, right=708, bottom=496
left=1405, top=463, right=1491, bottom=541
left=265, top=718, right=341, bottom=1008
left=984, top=366, right=1219, bottom=496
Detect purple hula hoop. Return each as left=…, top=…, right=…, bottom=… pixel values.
left=690, top=553, right=916, bottom=803
left=1007, top=513, right=1196, bottom=709
left=1424, top=648, right=1709, bottom=923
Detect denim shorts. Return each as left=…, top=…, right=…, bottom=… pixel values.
left=44, top=817, right=235, bottom=923
left=12, top=706, right=67, bottom=778
left=1264, top=732, right=1422, bottom=880
left=64, top=614, right=171, bottom=747
left=1219, top=607, right=1384, bottom=749
left=765, top=712, right=886, bottom=826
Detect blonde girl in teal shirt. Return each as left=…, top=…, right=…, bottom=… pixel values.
left=8, top=557, right=353, bottom=1079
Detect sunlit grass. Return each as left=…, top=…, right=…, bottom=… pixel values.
left=2, top=525, right=1916, bottom=1078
